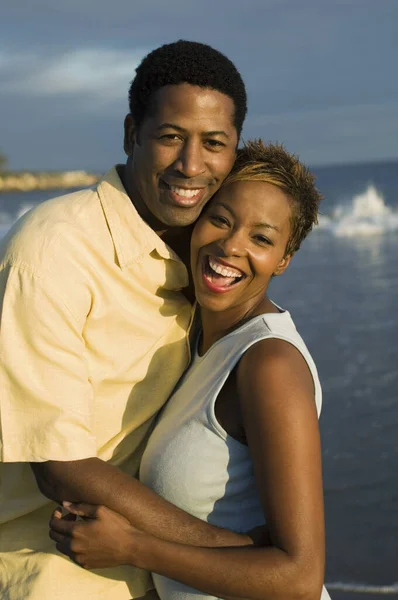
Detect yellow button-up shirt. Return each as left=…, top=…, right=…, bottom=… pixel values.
left=0, top=167, right=192, bottom=600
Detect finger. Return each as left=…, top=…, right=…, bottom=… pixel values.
left=55, top=539, right=75, bottom=560
left=49, top=515, right=76, bottom=535
left=62, top=512, right=78, bottom=522
left=49, top=507, right=63, bottom=527
left=62, top=501, right=99, bottom=519
left=49, top=529, right=67, bottom=544
left=54, top=539, right=82, bottom=568
left=49, top=510, right=76, bottom=530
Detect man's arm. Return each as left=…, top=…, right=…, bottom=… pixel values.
left=32, top=458, right=253, bottom=547
left=0, top=262, right=96, bottom=464
left=0, top=256, right=251, bottom=549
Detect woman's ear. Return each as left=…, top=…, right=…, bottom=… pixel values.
left=123, top=114, right=137, bottom=156
left=273, top=254, right=292, bottom=277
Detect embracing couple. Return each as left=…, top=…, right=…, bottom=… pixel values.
left=0, top=41, right=330, bottom=600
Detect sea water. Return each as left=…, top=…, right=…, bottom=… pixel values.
left=274, top=161, right=398, bottom=598
left=1, top=160, right=397, bottom=598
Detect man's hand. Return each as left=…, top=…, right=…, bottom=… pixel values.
left=49, top=502, right=142, bottom=569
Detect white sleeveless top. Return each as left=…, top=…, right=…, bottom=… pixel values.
left=140, top=308, right=331, bottom=600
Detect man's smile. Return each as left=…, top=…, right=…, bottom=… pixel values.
left=160, top=179, right=208, bottom=208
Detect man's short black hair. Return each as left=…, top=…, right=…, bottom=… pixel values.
left=129, top=40, right=247, bottom=137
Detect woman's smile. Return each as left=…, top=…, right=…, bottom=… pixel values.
left=201, top=255, right=246, bottom=293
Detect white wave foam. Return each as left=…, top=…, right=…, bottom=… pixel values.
left=326, top=581, right=398, bottom=594
left=316, top=185, right=398, bottom=237
left=1, top=189, right=397, bottom=242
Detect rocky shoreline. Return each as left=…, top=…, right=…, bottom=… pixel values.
left=0, top=171, right=101, bottom=193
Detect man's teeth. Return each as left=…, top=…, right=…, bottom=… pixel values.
left=208, top=257, right=242, bottom=278
left=170, top=185, right=201, bottom=198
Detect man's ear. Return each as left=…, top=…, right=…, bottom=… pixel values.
left=124, top=114, right=138, bottom=156
left=273, top=253, right=293, bottom=277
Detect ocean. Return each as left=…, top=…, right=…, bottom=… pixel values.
left=1, top=160, right=397, bottom=598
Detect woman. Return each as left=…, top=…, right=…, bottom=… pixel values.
left=50, top=141, right=330, bottom=600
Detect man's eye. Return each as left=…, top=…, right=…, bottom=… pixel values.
left=206, top=140, right=225, bottom=149
left=160, top=134, right=181, bottom=142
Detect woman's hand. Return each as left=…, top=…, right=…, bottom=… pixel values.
left=49, top=502, right=144, bottom=569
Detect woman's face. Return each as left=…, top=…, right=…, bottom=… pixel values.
left=190, top=180, right=293, bottom=315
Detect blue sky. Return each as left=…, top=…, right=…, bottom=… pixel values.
left=1, top=0, right=397, bottom=170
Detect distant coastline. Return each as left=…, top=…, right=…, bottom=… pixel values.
left=0, top=171, right=101, bottom=194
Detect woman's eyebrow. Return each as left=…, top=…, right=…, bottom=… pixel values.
left=253, top=221, right=280, bottom=232
left=214, top=201, right=235, bottom=215
left=214, top=202, right=280, bottom=232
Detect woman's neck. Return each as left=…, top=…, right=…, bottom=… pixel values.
left=199, top=296, right=277, bottom=355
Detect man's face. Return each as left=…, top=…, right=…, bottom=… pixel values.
left=124, top=83, right=238, bottom=229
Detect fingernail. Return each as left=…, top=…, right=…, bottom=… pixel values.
left=63, top=501, right=72, bottom=508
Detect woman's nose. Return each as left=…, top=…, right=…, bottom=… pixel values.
left=220, top=230, right=246, bottom=257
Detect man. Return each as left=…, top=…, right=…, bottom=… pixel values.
left=0, top=40, right=250, bottom=600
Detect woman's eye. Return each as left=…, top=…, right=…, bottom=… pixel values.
left=209, top=214, right=230, bottom=227
left=254, top=235, right=271, bottom=245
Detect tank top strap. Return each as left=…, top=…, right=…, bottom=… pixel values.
left=194, top=310, right=322, bottom=417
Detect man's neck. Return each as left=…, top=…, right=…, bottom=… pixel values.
left=118, top=163, right=194, bottom=299
left=163, top=226, right=196, bottom=303
left=118, top=165, right=163, bottom=232
left=118, top=164, right=188, bottom=240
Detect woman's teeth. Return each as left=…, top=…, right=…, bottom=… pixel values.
left=170, top=185, right=201, bottom=198
left=208, top=256, right=242, bottom=279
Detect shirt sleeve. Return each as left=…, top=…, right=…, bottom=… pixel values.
left=0, top=263, right=97, bottom=462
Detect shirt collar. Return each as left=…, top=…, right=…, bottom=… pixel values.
left=97, top=166, right=184, bottom=268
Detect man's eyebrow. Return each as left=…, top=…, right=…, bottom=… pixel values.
left=157, top=123, right=186, bottom=133
left=205, top=130, right=230, bottom=139
left=215, top=202, right=280, bottom=232
left=157, top=123, right=230, bottom=138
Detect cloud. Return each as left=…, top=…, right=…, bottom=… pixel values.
left=1, top=0, right=398, bottom=168
left=1, top=47, right=147, bottom=105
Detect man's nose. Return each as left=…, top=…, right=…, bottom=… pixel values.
left=174, top=139, right=206, bottom=178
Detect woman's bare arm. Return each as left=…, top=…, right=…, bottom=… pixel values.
left=33, top=457, right=254, bottom=548
left=50, top=338, right=326, bottom=600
